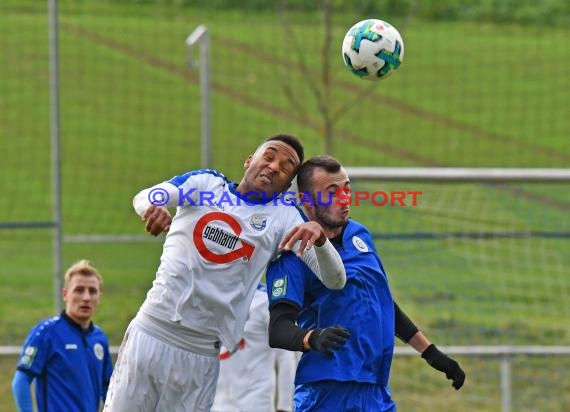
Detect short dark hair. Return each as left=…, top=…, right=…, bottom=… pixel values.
left=297, top=155, right=342, bottom=193
left=264, top=133, right=304, bottom=166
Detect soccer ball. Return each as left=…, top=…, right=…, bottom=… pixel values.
left=341, top=19, right=404, bottom=81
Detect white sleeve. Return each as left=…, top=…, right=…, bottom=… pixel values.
left=282, top=208, right=346, bottom=290
left=274, top=348, right=296, bottom=412
left=300, top=238, right=346, bottom=290
left=132, top=181, right=187, bottom=217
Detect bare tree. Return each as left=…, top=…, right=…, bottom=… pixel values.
left=278, top=0, right=417, bottom=155
left=278, top=0, right=336, bottom=154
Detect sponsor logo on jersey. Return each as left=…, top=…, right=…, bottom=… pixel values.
left=21, top=346, right=38, bottom=367
left=193, top=212, right=255, bottom=263
left=271, top=276, right=287, bottom=298
left=352, top=235, right=369, bottom=252
left=93, top=343, right=104, bottom=360
left=65, top=344, right=78, bottom=350
left=250, top=215, right=267, bottom=231
left=203, top=226, right=240, bottom=249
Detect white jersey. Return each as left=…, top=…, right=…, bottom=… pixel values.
left=133, top=169, right=331, bottom=351
left=212, top=286, right=296, bottom=412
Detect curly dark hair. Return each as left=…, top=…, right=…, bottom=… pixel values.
left=264, top=133, right=304, bottom=166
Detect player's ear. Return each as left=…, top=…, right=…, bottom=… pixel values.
left=244, top=154, right=253, bottom=168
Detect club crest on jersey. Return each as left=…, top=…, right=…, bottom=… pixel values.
left=352, top=235, right=369, bottom=252
left=93, top=343, right=105, bottom=360
left=272, top=276, right=287, bottom=298
left=250, top=215, right=267, bottom=231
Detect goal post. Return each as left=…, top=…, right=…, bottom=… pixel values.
left=345, top=167, right=570, bottom=182
left=342, top=166, right=569, bottom=411
left=186, top=25, right=211, bottom=169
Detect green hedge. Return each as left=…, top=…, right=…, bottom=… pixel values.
left=107, top=0, right=569, bottom=26
left=104, top=0, right=570, bottom=26
left=418, top=0, right=569, bottom=26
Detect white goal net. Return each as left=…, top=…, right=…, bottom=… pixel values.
left=345, top=167, right=569, bottom=411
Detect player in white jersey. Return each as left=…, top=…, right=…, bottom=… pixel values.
left=212, top=284, right=296, bottom=412
left=104, top=134, right=346, bottom=412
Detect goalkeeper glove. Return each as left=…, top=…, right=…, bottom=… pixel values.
left=421, top=344, right=466, bottom=390
left=308, top=326, right=351, bottom=357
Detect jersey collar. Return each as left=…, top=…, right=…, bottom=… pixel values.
left=61, top=310, right=94, bottom=333
left=228, top=182, right=279, bottom=205
left=330, top=221, right=350, bottom=249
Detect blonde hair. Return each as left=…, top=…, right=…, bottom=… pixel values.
left=64, top=259, right=103, bottom=289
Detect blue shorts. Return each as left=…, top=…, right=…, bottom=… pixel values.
left=294, top=380, right=396, bottom=412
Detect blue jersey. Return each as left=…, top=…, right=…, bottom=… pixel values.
left=16, top=312, right=113, bottom=412
left=267, top=219, right=395, bottom=386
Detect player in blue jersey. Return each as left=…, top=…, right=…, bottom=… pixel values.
left=266, top=155, right=465, bottom=411
left=12, top=260, right=113, bottom=412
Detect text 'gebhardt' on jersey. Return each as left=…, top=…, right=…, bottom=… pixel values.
left=193, top=212, right=255, bottom=264
left=203, top=225, right=239, bottom=250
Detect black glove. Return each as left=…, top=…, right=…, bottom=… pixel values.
left=421, top=344, right=466, bottom=390
left=308, top=326, right=351, bottom=357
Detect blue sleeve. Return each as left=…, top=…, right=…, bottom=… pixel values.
left=12, top=370, right=34, bottom=412
left=17, top=321, right=51, bottom=376
left=266, top=251, right=312, bottom=308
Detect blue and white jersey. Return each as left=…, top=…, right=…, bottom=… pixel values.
left=133, top=169, right=332, bottom=352
left=267, top=219, right=395, bottom=386
left=16, top=312, right=113, bottom=412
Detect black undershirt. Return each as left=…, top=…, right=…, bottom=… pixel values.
left=268, top=299, right=420, bottom=351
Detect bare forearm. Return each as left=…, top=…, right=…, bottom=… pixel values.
left=407, top=331, right=431, bottom=354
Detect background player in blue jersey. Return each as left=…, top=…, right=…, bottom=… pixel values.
left=12, top=260, right=113, bottom=412
left=266, top=155, right=465, bottom=411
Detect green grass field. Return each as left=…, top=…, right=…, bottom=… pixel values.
left=1, top=1, right=569, bottom=410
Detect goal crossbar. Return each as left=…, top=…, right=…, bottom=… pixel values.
left=345, top=167, right=570, bottom=182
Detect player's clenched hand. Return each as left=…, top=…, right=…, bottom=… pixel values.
left=421, top=344, right=466, bottom=390
left=142, top=205, right=172, bottom=236
left=279, top=221, right=327, bottom=257
left=308, top=326, right=351, bottom=357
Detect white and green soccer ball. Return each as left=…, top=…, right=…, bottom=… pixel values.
left=341, top=19, right=404, bottom=81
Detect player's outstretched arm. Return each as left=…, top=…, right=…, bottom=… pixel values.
left=395, top=301, right=465, bottom=390
left=132, top=182, right=179, bottom=236
left=279, top=221, right=346, bottom=290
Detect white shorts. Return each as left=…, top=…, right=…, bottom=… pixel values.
left=103, top=321, right=220, bottom=412
left=211, top=355, right=276, bottom=412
